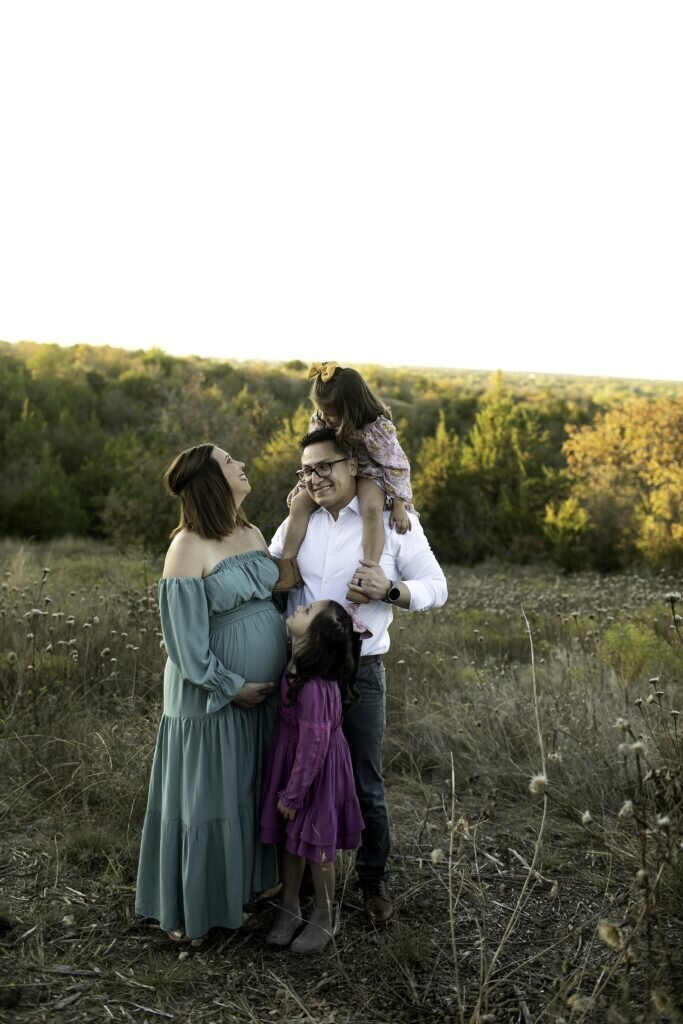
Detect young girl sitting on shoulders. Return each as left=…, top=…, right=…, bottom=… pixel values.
left=260, top=599, right=367, bottom=953
left=276, top=361, right=416, bottom=603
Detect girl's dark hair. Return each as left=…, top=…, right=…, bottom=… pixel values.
left=286, top=601, right=362, bottom=707
left=164, top=443, right=251, bottom=541
left=310, top=366, right=391, bottom=452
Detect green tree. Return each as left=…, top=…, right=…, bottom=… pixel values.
left=561, top=397, right=683, bottom=568
left=459, top=374, right=557, bottom=561
left=248, top=405, right=312, bottom=541
left=412, top=412, right=463, bottom=562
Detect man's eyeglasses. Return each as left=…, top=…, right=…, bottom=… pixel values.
left=295, top=458, right=349, bottom=482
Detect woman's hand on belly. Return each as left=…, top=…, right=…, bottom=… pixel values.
left=233, top=681, right=275, bottom=709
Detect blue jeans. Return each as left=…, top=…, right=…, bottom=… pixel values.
left=342, top=657, right=390, bottom=882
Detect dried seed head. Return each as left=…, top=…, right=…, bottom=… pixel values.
left=567, top=994, right=592, bottom=1012
left=633, top=697, right=643, bottom=707
left=528, top=774, right=547, bottom=796
left=597, top=920, right=624, bottom=950
left=548, top=752, right=562, bottom=763
left=430, top=848, right=446, bottom=864
left=652, top=991, right=673, bottom=1013
left=631, top=741, right=645, bottom=754
left=618, top=800, right=634, bottom=820
left=656, top=816, right=670, bottom=829
left=581, top=810, right=593, bottom=825
left=614, top=717, right=629, bottom=731
left=635, top=869, right=648, bottom=887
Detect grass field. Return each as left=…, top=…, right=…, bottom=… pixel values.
left=0, top=538, right=681, bottom=1023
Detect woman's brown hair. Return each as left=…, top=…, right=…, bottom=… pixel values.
left=310, top=366, right=391, bottom=452
left=164, top=443, right=251, bottom=541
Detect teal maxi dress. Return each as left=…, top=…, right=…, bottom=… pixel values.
left=135, top=550, right=288, bottom=938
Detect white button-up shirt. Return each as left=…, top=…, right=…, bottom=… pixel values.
left=269, top=497, right=448, bottom=656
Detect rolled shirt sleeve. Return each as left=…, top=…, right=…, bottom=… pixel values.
left=392, top=515, right=448, bottom=611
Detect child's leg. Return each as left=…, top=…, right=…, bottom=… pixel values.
left=345, top=477, right=386, bottom=604
left=290, top=857, right=339, bottom=954
left=281, top=849, right=306, bottom=903
left=274, top=490, right=317, bottom=592
left=310, top=859, right=336, bottom=909
left=357, top=478, right=387, bottom=564
left=265, top=850, right=305, bottom=946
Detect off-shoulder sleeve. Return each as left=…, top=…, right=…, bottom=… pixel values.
left=362, top=416, right=413, bottom=504
left=159, top=578, right=246, bottom=714
left=278, top=679, right=337, bottom=810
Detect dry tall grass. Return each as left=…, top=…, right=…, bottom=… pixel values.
left=1, top=539, right=681, bottom=1022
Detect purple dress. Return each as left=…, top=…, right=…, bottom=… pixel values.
left=260, top=674, right=364, bottom=863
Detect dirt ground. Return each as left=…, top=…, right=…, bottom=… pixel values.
left=0, top=775, right=655, bottom=1024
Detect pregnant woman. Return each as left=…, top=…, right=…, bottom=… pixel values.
left=135, top=442, right=288, bottom=942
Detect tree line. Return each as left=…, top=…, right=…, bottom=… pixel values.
left=1, top=340, right=681, bottom=569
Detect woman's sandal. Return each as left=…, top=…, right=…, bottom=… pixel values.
left=166, top=928, right=207, bottom=947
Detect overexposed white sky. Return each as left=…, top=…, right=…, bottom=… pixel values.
left=1, top=1, right=682, bottom=381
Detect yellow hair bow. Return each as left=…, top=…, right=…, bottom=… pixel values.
left=307, top=361, right=339, bottom=383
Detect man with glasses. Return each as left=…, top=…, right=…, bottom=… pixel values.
left=270, top=427, right=448, bottom=924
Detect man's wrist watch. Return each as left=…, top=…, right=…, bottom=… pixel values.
left=382, top=581, right=401, bottom=604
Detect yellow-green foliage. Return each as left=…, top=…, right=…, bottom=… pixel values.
left=599, top=621, right=679, bottom=685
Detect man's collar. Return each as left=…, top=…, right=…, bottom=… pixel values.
left=312, top=495, right=361, bottom=517
left=341, top=496, right=361, bottom=516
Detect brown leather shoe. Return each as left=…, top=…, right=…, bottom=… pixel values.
left=361, top=880, right=394, bottom=924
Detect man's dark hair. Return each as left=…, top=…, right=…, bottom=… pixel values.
left=299, top=427, right=350, bottom=453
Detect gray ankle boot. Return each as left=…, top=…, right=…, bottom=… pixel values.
left=265, top=901, right=303, bottom=946
left=290, top=904, right=339, bottom=954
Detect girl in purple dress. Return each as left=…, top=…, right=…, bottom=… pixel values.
left=275, top=362, right=415, bottom=603
left=260, top=599, right=367, bottom=953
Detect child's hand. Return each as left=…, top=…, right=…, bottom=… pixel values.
left=277, top=800, right=296, bottom=821
left=390, top=500, right=411, bottom=534
left=286, top=485, right=300, bottom=508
